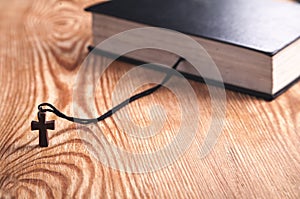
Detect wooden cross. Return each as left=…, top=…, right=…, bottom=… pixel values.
left=31, top=112, right=55, bottom=147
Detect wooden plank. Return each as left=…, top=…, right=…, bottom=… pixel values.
left=0, top=0, right=299, bottom=198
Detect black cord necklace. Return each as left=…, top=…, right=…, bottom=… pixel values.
left=31, top=57, right=185, bottom=147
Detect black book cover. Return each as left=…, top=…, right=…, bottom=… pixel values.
left=86, top=0, right=300, bottom=55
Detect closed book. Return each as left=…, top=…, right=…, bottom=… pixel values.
left=85, top=0, right=300, bottom=100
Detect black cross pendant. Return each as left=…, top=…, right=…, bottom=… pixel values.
left=31, top=111, right=55, bottom=147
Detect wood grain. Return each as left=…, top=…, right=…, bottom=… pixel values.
left=0, top=0, right=299, bottom=198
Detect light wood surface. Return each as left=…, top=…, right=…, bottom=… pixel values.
left=0, top=0, right=299, bottom=198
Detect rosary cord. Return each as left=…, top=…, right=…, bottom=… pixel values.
left=38, top=57, right=185, bottom=124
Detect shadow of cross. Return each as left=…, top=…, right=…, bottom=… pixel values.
left=31, top=112, right=55, bottom=147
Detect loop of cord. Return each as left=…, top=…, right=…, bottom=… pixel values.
left=37, top=57, right=185, bottom=125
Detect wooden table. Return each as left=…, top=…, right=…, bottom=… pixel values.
left=0, top=0, right=299, bottom=198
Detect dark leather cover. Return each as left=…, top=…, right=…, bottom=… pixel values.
left=85, top=0, right=300, bottom=55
